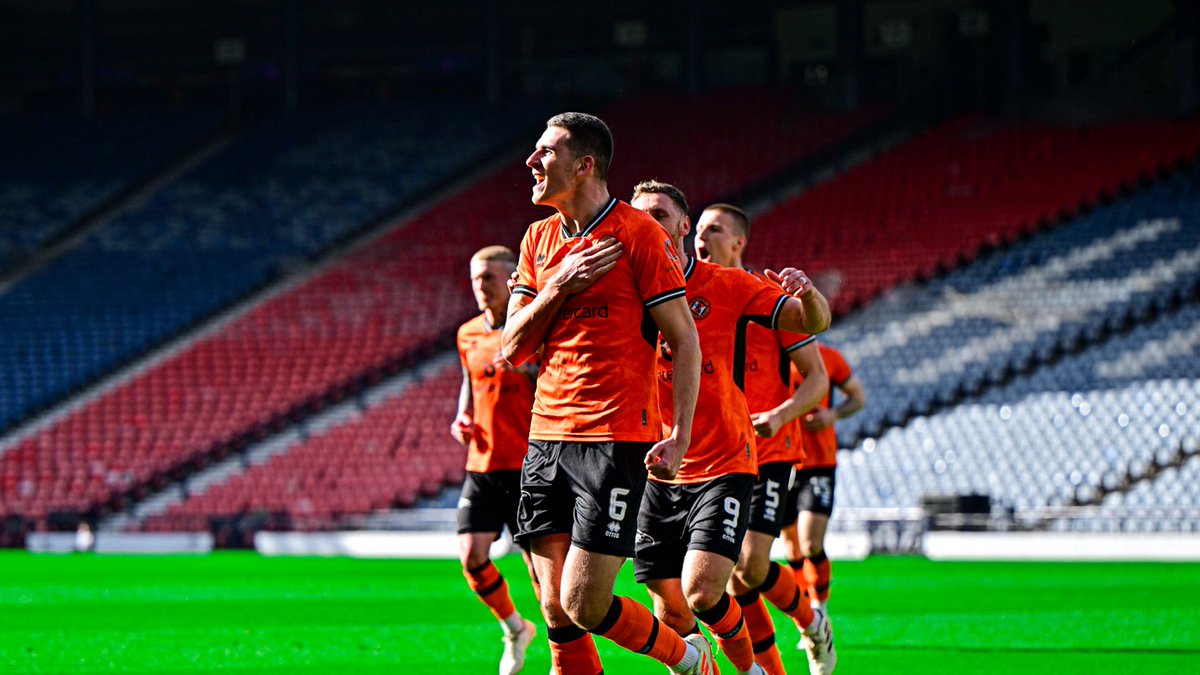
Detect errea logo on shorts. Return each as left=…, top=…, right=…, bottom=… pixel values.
left=605, top=521, right=622, bottom=538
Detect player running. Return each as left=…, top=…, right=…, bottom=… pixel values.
left=629, top=180, right=831, bottom=675
left=781, top=345, right=867, bottom=634
left=502, top=113, right=711, bottom=675
left=696, top=204, right=836, bottom=675
left=451, top=245, right=541, bottom=675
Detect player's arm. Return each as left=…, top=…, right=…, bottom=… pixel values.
left=835, top=374, right=866, bottom=419
left=765, top=267, right=831, bottom=335
left=644, top=298, right=700, bottom=481
left=449, top=365, right=474, bottom=445
left=806, top=373, right=867, bottom=431
left=752, top=340, right=829, bottom=439
left=500, top=236, right=623, bottom=365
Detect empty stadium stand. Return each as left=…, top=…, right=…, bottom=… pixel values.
left=8, top=95, right=1200, bottom=541
left=1, top=88, right=888, bottom=528
left=835, top=301, right=1200, bottom=523
left=0, top=99, right=543, bottom=434
left=141, top=357, right=463, bottom=531
left=0, top=109, right=222, bottom=272
left=747, top=115, right=1200, bottom=316
left=827, top=163, right=1200, bottom=447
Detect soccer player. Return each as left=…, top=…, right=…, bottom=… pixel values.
left=781, top=344, right=867, bottom=617
left=501, top=113, right=711, bottom=675
left=630, top=180, right=830, bottom=675
left=696, top=204, right=836, bottom=675
left=451, top=245, right=541, bottom=675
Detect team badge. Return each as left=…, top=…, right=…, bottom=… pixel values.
left=664, top=239, right=679, bottom=262
left=689, top=297, right=711, bottom=320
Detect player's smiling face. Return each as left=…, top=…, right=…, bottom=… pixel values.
left=695, top=209, right=744, bottom=267
left=526, top=126, right=579, bottom=207
left=631, top=192, right=690, bottom=244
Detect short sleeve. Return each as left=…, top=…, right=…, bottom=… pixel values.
left=513, top=226, right=538, bottom=300
left=731, top=272, right=791, bottom=330
left=625, top=218, right=686, bottom=308
left=825, top=347, right=853, bottom=386
left=781, top=331, right=816, bottom=353
left=456, top=326, right=470, bottom=369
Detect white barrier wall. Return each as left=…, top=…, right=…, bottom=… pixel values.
left=255, top=530, right=514, bottom=559
left=923, top=532, right=1200, bottom=561
left=255, top=530, right=873, bottom=560
left=26, top=532, right=213, bottom=554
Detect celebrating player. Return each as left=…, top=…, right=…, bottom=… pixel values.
left=781, top=344, right=867, bottom=622
left=630, top=180, right=831, bottom=675
left=502, top=113, right=712, bottom=675
left=697, top=204, right=836, bottom=674
left=451, top=245, right=541, bottom=675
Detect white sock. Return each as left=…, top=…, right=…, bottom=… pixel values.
left=501, top=611, right=524, bottom=636
left=671, top=643, right=699, bottom=673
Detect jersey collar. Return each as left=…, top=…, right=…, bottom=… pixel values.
left=683, top=254, right=697, bottom=280
left=560, top=196, right=618, bottom=239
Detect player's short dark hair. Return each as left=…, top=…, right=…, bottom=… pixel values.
left=632, top=179, right=689, bottom=216
left=704, top=203, right=750, bottom=238
left=546, top=112, right=613, bottom=181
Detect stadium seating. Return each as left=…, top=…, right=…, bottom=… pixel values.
left=0, top=109, right=222, bottom=272
left=834, top=300, right=1200, bottom=516
left=747, top=115, right=1200, bottom=317
left=825, top=163, right=1200, bottom=446
left=142, top=360, right=463, bottom=530
left=1, top=88, right=888, bottom=525
left=0, top=100, right=543, bottom=433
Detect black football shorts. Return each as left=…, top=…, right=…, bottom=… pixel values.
left=633, top=473, right=754, bottom=582
left=456, top=470, right=522, bottom=536
left=747, top=461, right=796, bottom=536
left=516, top=440, right=652, bottom=558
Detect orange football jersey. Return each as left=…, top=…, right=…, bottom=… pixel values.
left=513, top=197, right=687, bottom=442
left=656, top=257, right=792, bottom=484
left=792, top=343, right=852, bottom=469
left=457, top=314, right=537, bottom=472
left=742, top=268, right=814, bottom=465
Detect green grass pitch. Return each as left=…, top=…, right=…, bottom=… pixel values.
left=1, top=551, right=1198, bottom=673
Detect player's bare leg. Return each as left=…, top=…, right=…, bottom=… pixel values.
left=795, top=512, right=831, bottom=611
left=562, top=546, right=712, bottom=674
left=530, top=534, right=602, bottom=674
left=731, top=531, right=835, bottom=674
left=648, top=550, right=763, bottom=674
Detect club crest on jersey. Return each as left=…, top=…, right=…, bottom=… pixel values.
left=536, top=254, right=546, bottom=268
left=689, top=297, right=711, bottom=320
left=663, top=239, right=681, bottom=263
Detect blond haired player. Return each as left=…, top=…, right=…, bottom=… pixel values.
left=452, top=245, right=540, bottom=674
